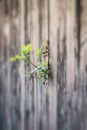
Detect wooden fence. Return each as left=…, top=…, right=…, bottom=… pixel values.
left=0, top=0, right=87, bottom=130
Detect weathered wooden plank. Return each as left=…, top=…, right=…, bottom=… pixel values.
left=41, top=0, right=49, bottom=130
left=66, top=0, right=77, bottom=130
left=19, top=1, right=25, bottom=130
left=27, top=0, right=40, bottom=130
left=56, top=1, right=67, bottom=130
left=48, top=0, right=58, bottom=130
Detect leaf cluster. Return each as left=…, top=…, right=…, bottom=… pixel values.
left=10, top=42, right=49, bottom=85
left=35, top=61, right=49, bottom=84
left=10, top=44, right=32, bottom=62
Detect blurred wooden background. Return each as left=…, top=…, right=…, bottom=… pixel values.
left=0, top=0, right=87, bottom=130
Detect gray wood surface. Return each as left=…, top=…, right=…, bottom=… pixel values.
left=0, top=0, right=87, bottom=130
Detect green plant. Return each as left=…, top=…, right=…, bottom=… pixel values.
left=10, top=42, right=49, bottom=85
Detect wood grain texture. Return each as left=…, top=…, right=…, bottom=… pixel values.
left=0, top=0, right=87, bottom=130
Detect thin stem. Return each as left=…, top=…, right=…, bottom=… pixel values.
left=27, top=60, right=37, bottom=68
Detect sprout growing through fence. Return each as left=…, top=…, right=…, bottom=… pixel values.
left=10, top=42, right=49, bottom=85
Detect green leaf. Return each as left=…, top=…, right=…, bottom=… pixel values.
left=10, top=57, right=16, bottom=62
left=10, top=55, right=25, bottom=62
left=15, top=55, right=25, bottom=60
left=36, top=48, right=42, bottom=60
left=21, top=44, right=32, bottom=56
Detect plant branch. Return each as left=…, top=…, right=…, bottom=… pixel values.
left=27, top=60, right=37, bottom=68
